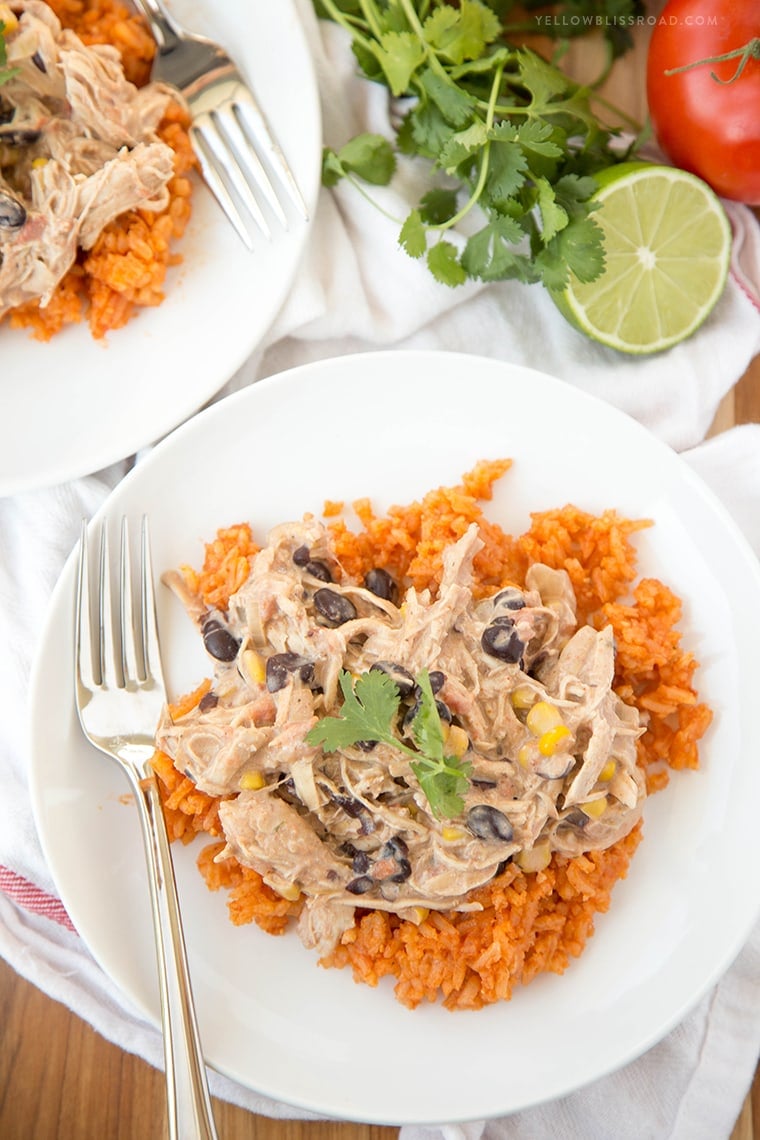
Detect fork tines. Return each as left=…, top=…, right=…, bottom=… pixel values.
left=192, top=81, right=308, bottom=250
left=76, top=517, right=164, bottom=698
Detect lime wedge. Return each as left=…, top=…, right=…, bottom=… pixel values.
left=553, top=162, right=732, bottom=355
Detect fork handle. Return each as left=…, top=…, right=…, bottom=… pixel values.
left=132, top=765, right=219, bottom=1140
left=131, top=0, right=180, bottom=52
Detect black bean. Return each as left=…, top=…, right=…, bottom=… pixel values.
left=346, top=875, right=375, bottom=895
left=313, top=588, right=357, bottom=626
left=201, top=616, right=240, bottom=662
left=380, top=836, right=409, bottom=861
left=0, top=190, right=26, bottom=231
left=562, top=809, right=589, bottom=830
left=32, top=50, right=47, bottom=72
left=471, top=777, right=497, bottom=790
left=292, top=545, right=310, bottom=566
left=352, top=851, right=371, bottom=874
left=265, top=652, right=315, bottom=692
left=305, top=559, right=333, bottom=582
left=388, top=859, right=412, bottom=883
left=198, top=690, right=219, bottom=712
left=481, top=618, right=524, bottom=664
left=328, top=790, right=366, bottom=818
left=364, top=567, right=398, bottom=603
left=402, top=697, right=452, bottom=730
left=428, top=670, right=446, bottom=694
left=356, top=738, right=378, bottom=752
left=0, top=128, right=41, bottom=146
left=466, top=804, right=514, bottom=842
left=493, top=587, right=526, bottom=611
left=370, top=661, right=415, bottom=699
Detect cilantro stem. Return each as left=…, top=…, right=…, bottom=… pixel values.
left=357, top=0, right=384, bottom=43
left=342, top=170, right=404, bottom=224
left=317, top=0, right=375, bottom=54
left=397, top=0, right=460, bottom=92
left=428, top=58, right=505, bottom=235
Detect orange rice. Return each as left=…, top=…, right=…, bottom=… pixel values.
left=150, top=460, right=712, bottom=1010
left=3, top=0, right=196, bottom=340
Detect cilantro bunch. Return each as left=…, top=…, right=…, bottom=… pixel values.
left=307, top=667, right=472, bottom=819
left=316, top=0, right=634, bottom=292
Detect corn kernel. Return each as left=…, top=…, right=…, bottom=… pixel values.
left=273, top=882, right=301, bottom=902
left=406, top=906, right=430, bottom=925
left=441, top=826, right=467, bottom=842
left=510, top=685, right=536, bottom=710
left=517, top=742, right=534, bottom=769
left=31, top=157, right=48, bottom=169
left=239, top=771, right=265, bottom=791
left=242, top=649, right=266, bottom=686
left=538, top=724, right=571, bottom=756
left=0, top=7, right=19, bottom=32
left=580, top=796, right=608, bottom=819
left=526, top=700, right=563, bottom=737
left=599, top=759, right=617, bottom=782
left=516, top=842, right=551, bottom=872
left=446, top=725, right=469, bottom=757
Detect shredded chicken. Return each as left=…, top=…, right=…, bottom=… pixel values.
left=157, top=518, right=646, bottom=958
left=0, top=1, right=176, bottom=315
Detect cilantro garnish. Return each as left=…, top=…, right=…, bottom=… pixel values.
left=315, top=0, right=640, bottom=294
left=306, top=667, right=472, bottom=819
left=0, top=21, right=19, bottom=87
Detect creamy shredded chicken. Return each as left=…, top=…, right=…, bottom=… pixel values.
left=157, top=518, right=646, bottom=957
left=0, top=1, right=175, bottom=315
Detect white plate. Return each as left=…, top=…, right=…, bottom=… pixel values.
left=29, top=351, right=760, bottom=1124
left=0, top=0, right=320, bottom=496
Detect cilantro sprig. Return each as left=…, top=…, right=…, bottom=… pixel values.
left=306, top=667, right=472, bottom=819
left=315, top=0, right=638, bottom=293
left=0, top=21, right=19, bottom=87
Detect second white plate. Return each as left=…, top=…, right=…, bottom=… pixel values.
left=0, top=0, right=321, bottom=495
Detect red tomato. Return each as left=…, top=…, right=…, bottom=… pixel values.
left=646, top=0, right=760, bottom=204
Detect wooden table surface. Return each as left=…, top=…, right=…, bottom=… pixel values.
left=2, top=8, right=759, bottom=1140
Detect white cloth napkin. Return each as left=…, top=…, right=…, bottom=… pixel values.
left=2, top=4, right=760, bottom=1136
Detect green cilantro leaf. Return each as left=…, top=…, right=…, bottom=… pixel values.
left=539, top=215, right=606, bottom=290
left=427, top=240, right=467, bottom=286
left=375, top=30, right=426, bottom=96
left=418, top=66, right=477, bottom=128
left=307, top=667, right=472, bottom=819
left=535, top=177, right=569, bottom=243
left=486, top=125, right=529, bottom=201
left=462, top=215, right=533, bottom=282
left=423, top=0, right=500, bottom=65
left=338, top=133, right=397, bottom=185
left=321, top=134, right=396, bottom=188
left=307, top=669, right=400, bottom=751
left=399, top=209, right=428, bottom=257
left=410, top=760, right=472, bottom=821
left=315, top=0, right=638, bottom=304
left=0, top=20, right=19, bottom=86
left=418, top=187, right=459, bottom=225
left=438, top=121, right=489, bottom=175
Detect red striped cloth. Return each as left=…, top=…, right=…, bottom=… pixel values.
left=0, top=865, right=76, bottom=932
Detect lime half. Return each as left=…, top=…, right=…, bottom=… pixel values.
left=554, top=162, right=732, bottom=355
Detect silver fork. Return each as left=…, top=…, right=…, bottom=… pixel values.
left=132, top=0, right=308, bottom=248
left=75, top=517, right=219, bottom=1140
